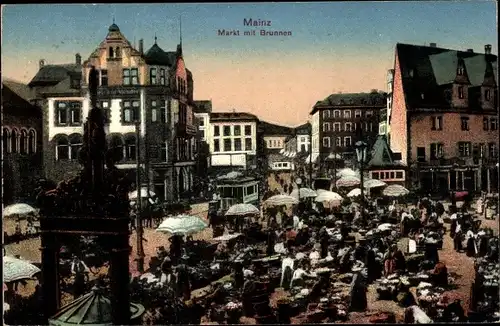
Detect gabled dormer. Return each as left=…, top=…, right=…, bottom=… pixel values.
left=452, top=56, right=470, bottom=108
left=481, top=58, right=497, bottom=110
left=82, top=22, right=145, bottom=87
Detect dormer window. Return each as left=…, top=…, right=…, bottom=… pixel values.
left=458, top=86, right=465, bottom=99
left=457, top=66, right=465, bottom=76
left=485, top=89, right=491, bottom=101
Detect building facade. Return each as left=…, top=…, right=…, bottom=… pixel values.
left=259, top=121, right=294, bottom=168
left=294, top=122, right=311, bottom=153
left=30, top=23, right=198, bottom=201
left=310, top=92, right=387, bottom=171
left=380, top=69, right=395, bottom=139
left=208, top=112, right=259, bottom=169
left=2, top=81, right=43, bottom=204
left=390, top=43, right=498, bottom=193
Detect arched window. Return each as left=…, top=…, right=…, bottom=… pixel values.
left=20, top=129, right=28, bottom=154
left=69, top=134, right=83, bottom=160
left=109, top=47, right=114, bottom=58
left=115, top=47, right=121, bottom=57
left=3, top=128, right=11, bottom=153
left=11, top=128, right=19, bottom=153
left=124, top=135, right=136, bottom=161
left=28, top=130, right=36, bottom=154
left=108, top=135, right=124, bottom=161
left=55, top=136, right=69, bottom=160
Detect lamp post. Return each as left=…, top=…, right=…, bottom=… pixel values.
left=450, top=163, right=458, bottom=207
left=355, top=141, right=368, bottom=210
left=430, top=168, right=435, bottom=195
left=296, top=177, right=302, bottom=202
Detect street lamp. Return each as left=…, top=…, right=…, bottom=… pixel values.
left=355, top=141, right=368, bottom=206
left=296, top=177, right=302, bottom=202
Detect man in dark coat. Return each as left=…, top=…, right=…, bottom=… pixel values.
left=175, top=260, right=191, bottom=301
left=349, top=272, right=367, bottom=312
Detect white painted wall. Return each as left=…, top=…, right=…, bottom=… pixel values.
left=311, top=112, right=320, bottom=154
left=297, top=134, right=310, bottom=152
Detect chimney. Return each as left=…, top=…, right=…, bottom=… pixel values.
left=485, top=44, right=492, bottom=54
left=39, top=59, right=45, bottom=69
left=429, top=43, right=437, bottom=48
left=139, top=39, right=144, bottom=54
left=467, top=49, right=473, bottom=53
left=75, top=53, right=82, bottom=65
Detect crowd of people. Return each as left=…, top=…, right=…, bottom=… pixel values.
left=3, top=171, right=499, bottom=325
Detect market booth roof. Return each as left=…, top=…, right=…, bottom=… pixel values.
left=48, top=287, right=145, bottom=326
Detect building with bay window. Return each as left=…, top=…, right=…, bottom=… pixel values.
left=28, top=22, right=199, bottom=201
left=389, top=42, right=498, bottom=194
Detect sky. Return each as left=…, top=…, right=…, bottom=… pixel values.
left=2, top=2, right=498, bottom=126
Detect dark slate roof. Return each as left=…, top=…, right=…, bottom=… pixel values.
left=194, top=100, right=212, bottom=113
left=144, top=43, right=177, bottom=66
left=2, top=82, right=41, bottom=116
left=109, top=23, right=120, bottom=32
left=28, top=63, right=81, bottom=87
left=210, top=112, right=259, bottom=122
left=294, top=122, right=310, bottom=134
left=2, top=79, right=35, bottom=102
left=396, top=43, right=498, bottom=109
left=315, top=92, right=387, bottom=107
left=259, top=120, right=293, bottom=136
left=368, top=135, right=404, bottom=167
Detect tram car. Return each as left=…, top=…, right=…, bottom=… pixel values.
left=270, top=161, right=295, bottom=171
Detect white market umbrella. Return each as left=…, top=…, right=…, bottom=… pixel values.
left=377, top=223, right=394, bottom=232
left=156, top=214, right=208, bottom=236
left=140, top=272, right=161, bottom=284
left=336, top=176, right=360, bottom=188
left=3, top=256, right=41, bottom=283
left=336, top=168, right=359, bottom=178
left=225, top=203, right=260, bottom=216
left=290, top=188, right=317, bottom=199
left=383, top=184, right=410, bottom=197
left=327, top=153, right=342, bottom=160
left=217, top=171, right=243, bottom=180
left=347, top=188, right=362, bottom=198
left=128, top=188, right=155, bottom=200
left=3, top=203, right=38, bottom=218
left=315, top=191, right=343, bottom=202
left=265, top=195, right=299, bottom=206
left=364, top=179, right=387, bottom=189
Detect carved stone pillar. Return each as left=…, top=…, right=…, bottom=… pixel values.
left=40, top=233, right=61, bottom=320
left=109, top=230, right=131, bottom=325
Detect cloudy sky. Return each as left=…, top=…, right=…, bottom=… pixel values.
left=2, top=2, right=497, bottom=126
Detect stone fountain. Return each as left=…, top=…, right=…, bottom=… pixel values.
left=37, top=66, right=132, bottom=324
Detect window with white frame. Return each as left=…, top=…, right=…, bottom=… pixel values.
left=366, top=110, right=373, bottom=117
left=488, top=142, right=498, bottom=158
left=333, top=122, right=341, bottom=131
left=490, top=118, right=498, bottom=131
left=430, top=143, right=444, bottom=159
left=336, top=137, right=342, bottom=147
left=355, top=110, right=361, bottom=118
left=344, top=122, right=352, bottom=132
left=151, top=100, right=158, bottom=122
left=343, top=110, right=351, bottom=119
left=323, top=122, right=330, bottom=132
left=124, top=136, right=136, bottom=160
left=160, top=68, right=166, bottom=85
left=323, top=137, right=331, bottom=148
left=334, top=110, right=341, bottom=118
left=69, top=134, right=83, bottom=160
left=28, top=129, right=36, bottom=154
left=344, top=136, right=352, bottom=147
left=323, top=110, right=330, bottom=119
left=150, top=68, right=157, bottom=84
left=122, top=100, right=140, bottom=123
left=56, top=102, right=68, bottom=125
left=214, top=125, right=220, bottom=137
left=214, top=139, right=220, bottom=152
left=458, top=142, right=471, bottom=157
left=56, top=137, right=69, bottom=160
